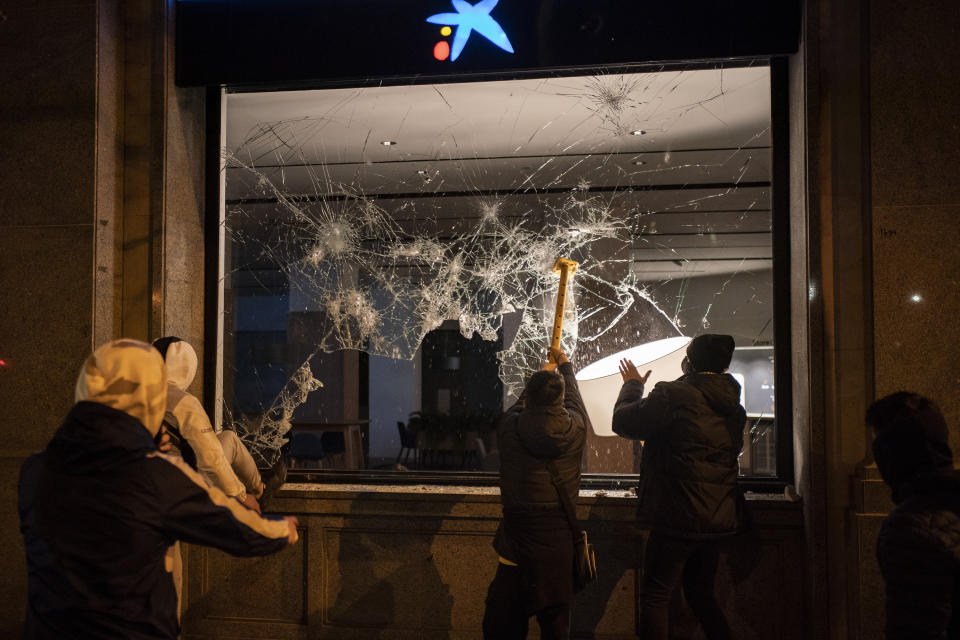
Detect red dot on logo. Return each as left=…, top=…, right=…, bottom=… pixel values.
left=433, top=41, right=450, bottom=61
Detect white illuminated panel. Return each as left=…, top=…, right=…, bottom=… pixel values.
left=576, top=336, right=690, bottom=437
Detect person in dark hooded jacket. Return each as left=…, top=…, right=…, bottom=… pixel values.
left=18, top=339, right=298, bottom=640
left=482, top=347, right=589, bottom=640
left=612, top=334, right=746, bottom=640
left=868, top=391, right=960, bottom=640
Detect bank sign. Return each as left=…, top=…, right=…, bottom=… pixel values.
left=426, top=0, right=515, bottom=62
left=175, top=0, right=800, bottom=87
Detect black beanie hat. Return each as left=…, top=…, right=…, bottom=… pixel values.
left=686, top=334, right=735, bottom=373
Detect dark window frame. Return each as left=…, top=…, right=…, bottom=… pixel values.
left=204, top=57, right=795, bottom=492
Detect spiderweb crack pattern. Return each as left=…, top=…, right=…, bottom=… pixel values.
left=222, top=68, right=774, bottom=464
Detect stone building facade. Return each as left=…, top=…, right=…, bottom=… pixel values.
left=1, top=1, right=958, bottom=637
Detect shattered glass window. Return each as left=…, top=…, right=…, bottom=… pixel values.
left=221, top=63, right=778, bottom=477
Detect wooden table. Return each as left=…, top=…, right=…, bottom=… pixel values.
left=291, top=420, right=369, bottom=470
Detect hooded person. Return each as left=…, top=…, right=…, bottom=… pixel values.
left=482, top=347, right=589, bottom=640
left=152, top=336, right=269, bottom=512
left=18, top=339, right=298, bottom=640
left=612, top=333, right=746, bottom=640
left=868, top=392, right=960, bottom=639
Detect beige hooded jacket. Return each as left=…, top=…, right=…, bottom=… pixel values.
left=163, top=341, right=253, bottom=500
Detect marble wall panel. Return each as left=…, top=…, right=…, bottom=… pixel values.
left=182, top=535, right=307, bottom=640
left=181, top=493, right=804, bottom=640
left=192, top=545, right=306, bottom=623
left=851, top=515, right=885, bottom=640
left=870, top=0, right=960, bottom=208
left=0, top=458, right=29, bottom=637
left=0, top=226, right=93, bottom=454
left=872, top=204, right=960, bottom=453
left=0, top=2, right=96, bottom=227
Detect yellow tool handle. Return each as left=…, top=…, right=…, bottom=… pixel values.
left=550, top=264, right=572, bottom=350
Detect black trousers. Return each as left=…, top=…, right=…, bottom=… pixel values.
left=640, top=531, right=733, bottom=640
left=482, top=563, right=571, bottom=640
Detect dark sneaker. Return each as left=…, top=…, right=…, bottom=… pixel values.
left=259, top=456, right=288, bottom=508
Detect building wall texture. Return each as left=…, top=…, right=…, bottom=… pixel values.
left=1, top=1, right=104, bottom=633
left=855, top=1, right=960, bottom=638
left=1, top=0, right=959, bottom=637
left=180, top=489, right=804, bottom=640
left=0, top=0, right=205, bottom=633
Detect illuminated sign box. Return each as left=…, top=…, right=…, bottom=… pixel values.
left=175, top=0, right=801, bottom=87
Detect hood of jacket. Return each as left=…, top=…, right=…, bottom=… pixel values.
left=873, top=414, right=954, bottom=501
left=682, top=372, right=744, bottom=417
left=162, top=339, right=198, bottom=391
left=74, top=339, right=167, bottom=437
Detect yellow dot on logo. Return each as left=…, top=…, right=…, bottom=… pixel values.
left=441, top=26, right=452, bottom=36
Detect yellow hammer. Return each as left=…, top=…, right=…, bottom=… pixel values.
left=550, top=257, right=579, bottom=350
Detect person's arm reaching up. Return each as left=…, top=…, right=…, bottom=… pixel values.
left=612, top=358, right=672, bottom=440
left=555, top=353, right=589, bottom=435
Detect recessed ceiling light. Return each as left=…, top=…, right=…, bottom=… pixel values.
left=380, top=140, right=397, bottom=146
left=910, top=293, right=923, bottom=303
left=630, top=130, right=646, bottom=136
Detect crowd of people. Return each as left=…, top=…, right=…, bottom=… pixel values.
left=17, top=335, right=958, bottom=639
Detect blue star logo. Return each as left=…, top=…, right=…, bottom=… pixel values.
left=427, top=0, right=515, bottom=62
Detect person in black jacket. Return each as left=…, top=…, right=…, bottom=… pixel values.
left=482, top=347, right=589, bottom=640
left=612, top=334, right=746, bottom=640
left=868, top=391, right=960, bottom=640
left=18, top=339, right=298, bottom=640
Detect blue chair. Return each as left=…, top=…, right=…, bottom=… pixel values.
left=289, top=432, right=324, bottom=469
left=396, top=421, right=419, bottom=466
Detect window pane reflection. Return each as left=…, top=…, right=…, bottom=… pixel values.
left=222, top=64, right=776, bottom=477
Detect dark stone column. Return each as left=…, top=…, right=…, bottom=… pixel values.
left=0, top=1, right=107, bottom=632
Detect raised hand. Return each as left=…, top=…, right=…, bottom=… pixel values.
left=619, top=358, right=651, bottom=384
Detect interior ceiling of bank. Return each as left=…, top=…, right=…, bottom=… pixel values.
left=223, top=64, right=773, bottom=446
